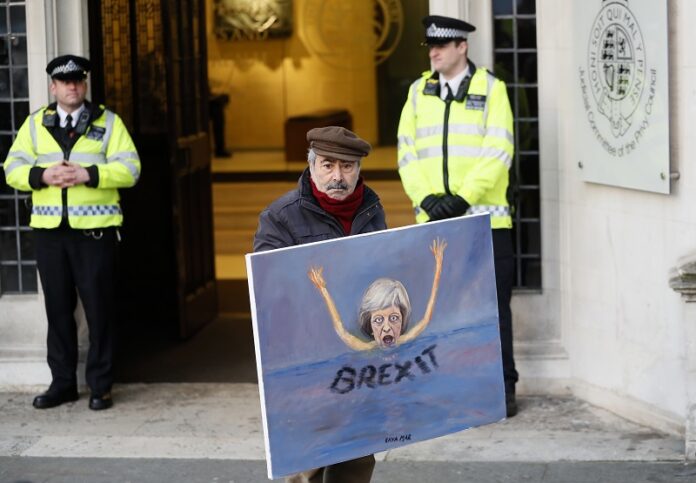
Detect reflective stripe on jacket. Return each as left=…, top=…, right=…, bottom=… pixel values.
left=3, top=104, right=140, bottom=229
left=397, top=66, right=514, bottom=228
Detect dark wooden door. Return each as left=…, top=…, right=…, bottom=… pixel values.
left=89, top=0, right=217, bottom=339
left=161, top=0, right=217, bottom=337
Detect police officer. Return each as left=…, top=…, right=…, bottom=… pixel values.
left=3, top=55, right=140, bottom=410
left=397, top=16, right=519, bottom=416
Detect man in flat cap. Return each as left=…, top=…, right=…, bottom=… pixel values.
left=396, top=15, right=519, bottom=416
left=254, top=126, right=384, bottom=482
left=3, top=55, right=140, bottom=411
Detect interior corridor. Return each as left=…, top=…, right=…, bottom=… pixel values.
left=115, top=147, right=410, bottom=383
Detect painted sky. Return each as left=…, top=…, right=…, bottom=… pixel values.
left=247, top=214, right=499, bottom=370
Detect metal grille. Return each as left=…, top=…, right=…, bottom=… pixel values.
left=101, top=0, right=133, bottom=128
left=0, top=0, right=36, bottom=294
left=493, top=0, right=541, bottom=289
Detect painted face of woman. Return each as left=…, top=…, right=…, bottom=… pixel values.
left=370, top=305, right=403, bottom=347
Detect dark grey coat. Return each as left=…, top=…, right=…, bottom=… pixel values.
left=253, top=168, right=387, bottom=252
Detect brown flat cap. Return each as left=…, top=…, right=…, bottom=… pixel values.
left=307, top=126, right=371, bottom=163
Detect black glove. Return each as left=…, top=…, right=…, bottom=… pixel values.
left=420, top=194, right=440, bottom=215
left=440, top=194, right=470, bottom=218
left=429, top=199, right=451, bottom=220
left=421, top=195, right=450, bottom=221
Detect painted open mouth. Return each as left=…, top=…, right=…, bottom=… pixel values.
left=382, top=335, right=395, bottom=346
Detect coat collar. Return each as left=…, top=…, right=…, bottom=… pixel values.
left=423, top=59, right=477, bottom=102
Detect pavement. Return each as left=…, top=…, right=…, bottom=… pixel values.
left=0, top=383, right=693, bottom=482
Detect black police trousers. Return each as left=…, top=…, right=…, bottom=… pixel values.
left=492, top=228, right=519, bottom=395
left=34, top=226, right=118, bottom=396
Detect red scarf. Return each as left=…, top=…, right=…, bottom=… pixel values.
left=310, top=177, right=365, bottom=235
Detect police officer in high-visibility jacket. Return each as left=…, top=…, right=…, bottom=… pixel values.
left=397, top=16, right=519, bottom=416
left=3, top=55, right=140, bottom=411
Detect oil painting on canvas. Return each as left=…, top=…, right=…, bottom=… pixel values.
left=246, top=214, right=506, bottom=478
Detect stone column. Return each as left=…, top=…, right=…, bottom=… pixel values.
left=669, top=253, right=696, bottom=459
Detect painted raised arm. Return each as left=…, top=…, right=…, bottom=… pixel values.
left=308, top=266, right=375, bottom=351
left=400, top=238, right=447, bottom=343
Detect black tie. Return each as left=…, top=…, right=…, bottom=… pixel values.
left=65, top=114, right=75, bottom=137
left=445, top=84, right=454, bottom=101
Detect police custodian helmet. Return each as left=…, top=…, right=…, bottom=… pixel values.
left=45, top=55, right=91, bottom=81
left=422, top=15, right=476, bottom=45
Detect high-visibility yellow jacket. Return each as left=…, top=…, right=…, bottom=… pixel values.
left=397, top=64, right=514, bottom=228
left=3, top=102, right=140, bottom=229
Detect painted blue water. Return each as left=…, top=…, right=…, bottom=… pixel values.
left=261, top=323, right=506, bottom=478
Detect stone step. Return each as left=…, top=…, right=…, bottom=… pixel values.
left=0, top=389, right=683, bottom=466
left=212, top=180, right=416, bottom=259
left=215, top=229, right=255, bottom=254
left=214, top=209, right=415, bottom=232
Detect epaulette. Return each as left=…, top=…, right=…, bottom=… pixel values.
left=423, top=71, right=440, bottom=96
left=484, top=68, right=500, bottom=80
left=42, top=103, right=59, bottom=128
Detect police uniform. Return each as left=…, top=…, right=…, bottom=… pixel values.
left=3, top=55, right=140, bottom=410
left=397, top=16, right=519, bottom=415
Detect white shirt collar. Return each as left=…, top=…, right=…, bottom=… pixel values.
left=439, top=65, right=470, bottom=100
left=56, top=104, right=85, bottom=128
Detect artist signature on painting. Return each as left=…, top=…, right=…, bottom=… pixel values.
left=385, top=433, right=412, bottom=444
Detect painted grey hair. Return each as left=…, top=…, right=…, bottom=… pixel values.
left=358, top=278, right=411, bottom=337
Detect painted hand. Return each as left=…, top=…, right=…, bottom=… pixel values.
left=430, top=238, right=447, bottom=266
left=308, top=266, right=326, bottom=290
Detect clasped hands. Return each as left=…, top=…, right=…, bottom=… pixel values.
left=420, top=194, right=470, bottom=221
left=41, top=161, right=90, bottom=188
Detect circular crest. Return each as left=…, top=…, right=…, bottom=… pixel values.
left=303, top=0, right=403, bottom=69
left=587, top=0, right=646, bottom=137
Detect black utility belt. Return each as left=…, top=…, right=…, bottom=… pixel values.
left=34, top=226, right=120, bottom=240
left=35, top=225, right=117, bottom=232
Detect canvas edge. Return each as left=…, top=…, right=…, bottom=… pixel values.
left=245, top=253, right=274, bottom=479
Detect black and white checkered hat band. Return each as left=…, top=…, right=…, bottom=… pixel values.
left=51, top=60, right=84, bottom=76
left=426, top=24, right=468, bottom=39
